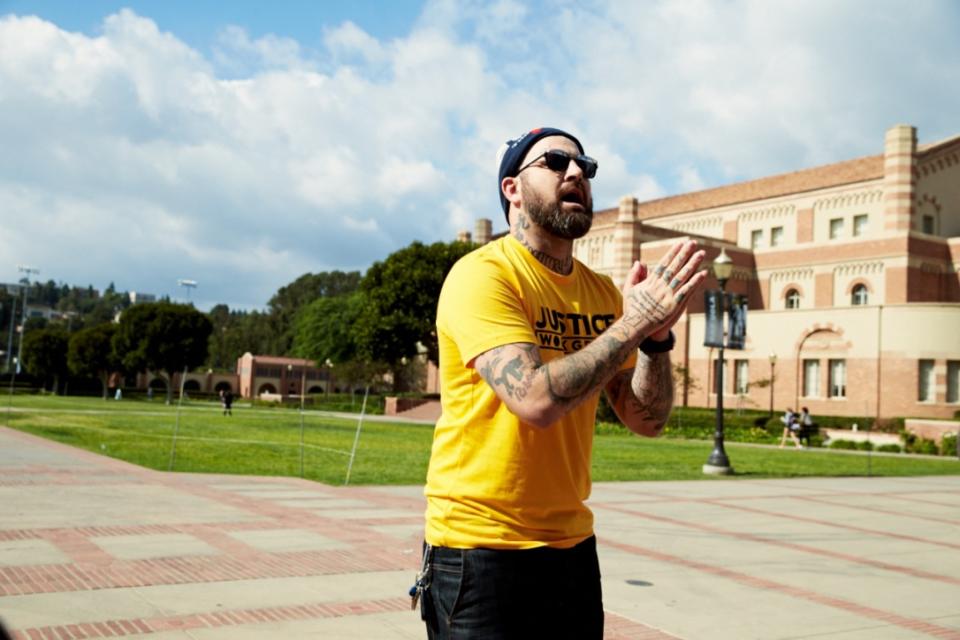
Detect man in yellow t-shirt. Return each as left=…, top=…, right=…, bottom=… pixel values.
left=418, top=127, right=707, bottom=639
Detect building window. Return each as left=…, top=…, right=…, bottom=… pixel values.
left=734, top=360, right=749, bottom=394
left=918, top=360, right=935, bottom=402
left=829, top=359, right=846, bottom=398
left=770, top=226, right=783, bottom=247
left=948, top=361, right=960, bottom=404
left=829, top=218, right=843, bottom=239
left=713, top=359, right=727, bottom=395
left=922, top=215, right=935, bottom=234
left=851, top=284, right=868, bottom=306
left=853, top=214, right=868, bottom=237
left=803, top=359, right=820, bottom=397
left=785, top=289, right=800, bottom=309
left=751, top=229, right=763, bottom=249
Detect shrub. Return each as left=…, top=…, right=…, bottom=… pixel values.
left=907, top=438, right=940, bottom=455
left=829, top=439, right=859, bottom=450
left=856, top=440, right=874, bottom=451
left=876, top=443, right=901, bottom=453
left=940, top=432, right=958, bottom=457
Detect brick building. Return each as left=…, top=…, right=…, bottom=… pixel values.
left=465, top=124, right=960, bottom=421
left=581, top=123, right=960, bottom=421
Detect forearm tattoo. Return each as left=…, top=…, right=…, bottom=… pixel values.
left=629, top=351, right=674, bottom=433
left=477, top=328, right=636, bottom=417
left=543, top=331, right=633, bottom=406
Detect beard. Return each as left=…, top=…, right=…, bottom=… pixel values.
left=521, top=181, right=593, bottom=240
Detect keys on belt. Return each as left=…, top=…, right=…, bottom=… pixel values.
left=409, top=543, right=433, bottom=610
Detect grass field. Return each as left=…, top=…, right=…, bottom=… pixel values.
left=3, top=394, right=958, bottom=484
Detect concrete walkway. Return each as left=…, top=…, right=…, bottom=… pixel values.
left=1, top=425, right=958, bottom=639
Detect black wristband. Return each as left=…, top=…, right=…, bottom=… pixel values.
left=639, top=330, right=675, bottom=355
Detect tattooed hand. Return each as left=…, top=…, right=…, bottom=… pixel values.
left=621, top=240, right=708, bottom=341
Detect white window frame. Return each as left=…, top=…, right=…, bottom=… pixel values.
left=948, top=361, right=959, bottom=404
left=734, top=360, right=749, bottom=394
left=851, top=284, right=868, bottom=306
left=829, top=359, right=846, bottom=398
left=829, top=218, right=843, bottom=239
left=803, top=359, right=821, bottom=397
left=785, top=289, right=800, bottom=309
left=918, top=360, right=935, bottom=402
left=770, top=226, right=783, bottom=247
left=853, top=214, right=868, bottom=237
left=751, top=229, right=763, bottom=250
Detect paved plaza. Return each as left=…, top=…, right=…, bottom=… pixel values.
left=1, top=425, right=958, bottom=639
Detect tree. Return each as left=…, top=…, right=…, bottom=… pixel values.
left=113, top=302, right=212, bottom=403
left=205, top=305, right=276, bottom=371
left=68, top=323, right=120, bottom=400
left=267, top=270, right=363, bottom=355
left=353, top=240, right=475, bottom=390
left=291, top=291, right=364, bottom=364
left=21, top=326, right=69, bottom=394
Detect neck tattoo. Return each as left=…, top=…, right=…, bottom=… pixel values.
left=513, top=213, right=573, bottom=275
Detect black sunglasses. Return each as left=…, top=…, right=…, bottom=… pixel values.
left=517, top=149, right=598, bottom=180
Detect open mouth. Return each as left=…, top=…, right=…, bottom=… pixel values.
left=560, top=189, right=585, bottom=208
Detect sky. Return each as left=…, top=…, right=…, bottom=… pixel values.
left=1, top=0, right=959, bottom=311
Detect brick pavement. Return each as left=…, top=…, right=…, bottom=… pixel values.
left=1, top=425, right=959, bottom=639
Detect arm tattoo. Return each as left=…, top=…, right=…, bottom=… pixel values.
left=630, top=351, right=674, bottom=433
left=494, top=356, right=524, bottom=397
left=544, top=330, right=634, bottom=408
left=478, top=344, right=540, bottom=401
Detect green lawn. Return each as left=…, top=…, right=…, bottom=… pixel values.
left=3, top=395, right=957, bottom=484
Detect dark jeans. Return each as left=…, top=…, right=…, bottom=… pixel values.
left=421, top=536, right=603, bottom=639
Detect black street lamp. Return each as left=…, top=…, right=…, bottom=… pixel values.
left=704, top=248, right=734, bottom=475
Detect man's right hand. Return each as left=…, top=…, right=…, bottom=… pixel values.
left=621, top=239, right=707, bottom=341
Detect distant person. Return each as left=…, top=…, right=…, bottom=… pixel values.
left=798, top=406, right=815, bottom=446
left=223, top=390, right=234, bottom=416
left=114, top=387, right=122, bottom=401
left=779, top=407, right=802, bottom=448
left=147, top=387, right=154, bottom=401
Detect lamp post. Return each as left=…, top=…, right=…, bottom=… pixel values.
left=4, top=293, right=16, bottom=373
left=289, top=363, right=307, bottom=477
left=324, top=358, right=333, bottom=398
left=768, top=353, right=778, bottom=417
left=177, top=279, right=197, bottom=302
left=14, top=266, right=39, bottom=375
left=703, top=248, right=734, bottom=475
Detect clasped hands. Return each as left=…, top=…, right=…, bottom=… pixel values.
left=622, top=239, right=709, bottom=342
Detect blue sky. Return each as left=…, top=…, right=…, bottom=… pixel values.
left=1, top=0, right=959, bottom=310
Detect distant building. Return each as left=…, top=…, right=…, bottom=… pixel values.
left=463, top=124, right=959, bottom=421
left=128, top=291, right=156, bottom=304
left=236, top=353, right=333, bottom=399
left=570, top=124, right=959, bottom=421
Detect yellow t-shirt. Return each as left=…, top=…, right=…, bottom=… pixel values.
left=424, top=235, right=636, bottom=550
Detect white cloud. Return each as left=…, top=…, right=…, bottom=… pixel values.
left=1, top=2, right=958, bottom=309
left=322, top=21, right=386, bottom=66
left=215, top=25, right=307, bottom=72
left=677, top=165, right=706, bottom=193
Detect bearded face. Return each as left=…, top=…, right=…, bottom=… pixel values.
left=520, top=179, right=594, bottom=240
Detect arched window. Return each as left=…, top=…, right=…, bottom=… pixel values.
left=851, top=284, right=868, bottom=306
left=785, top=289, right=800, bottom=309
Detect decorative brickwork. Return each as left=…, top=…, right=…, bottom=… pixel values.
left=882, top=124, right=917, bottom=232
